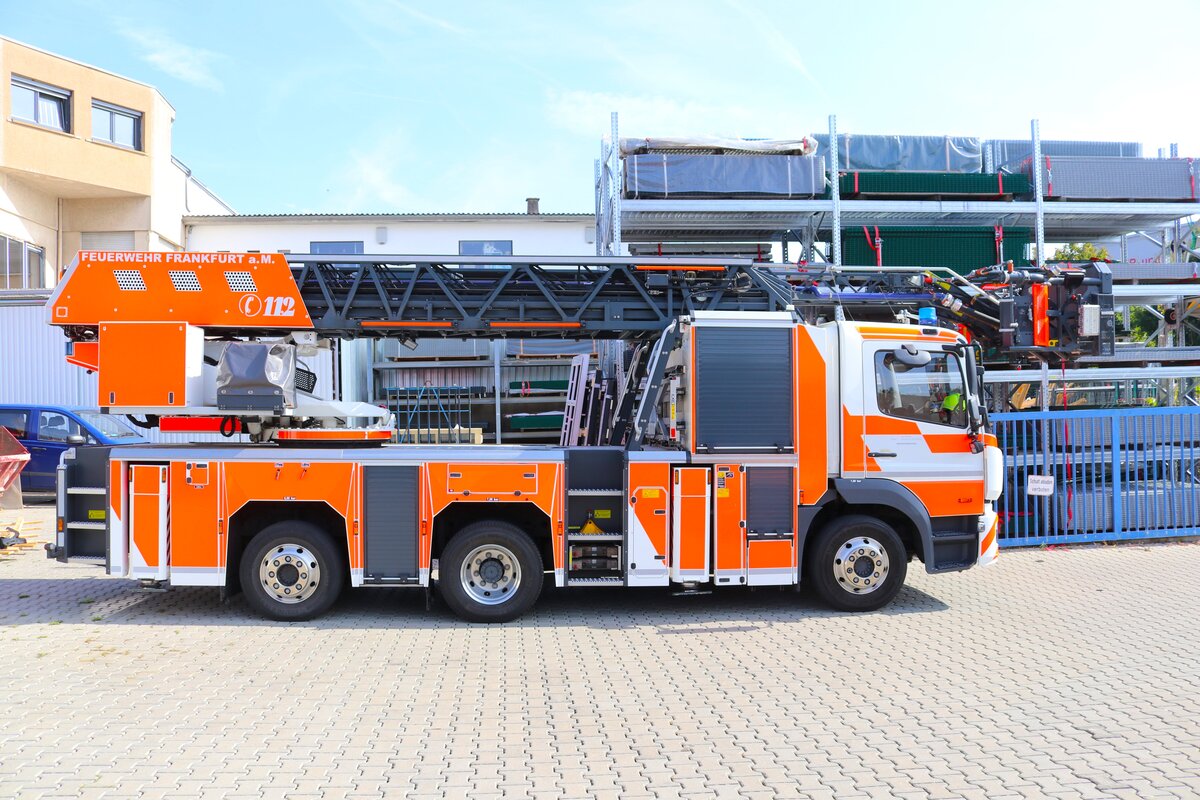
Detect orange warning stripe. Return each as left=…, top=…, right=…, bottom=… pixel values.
left=902, top=480, right=985, bottom=517
left=361, top=320, right=453, bottom=328
left=488, top=321, right=581, bottom=329
left=980, top=519, right=997, bottom=554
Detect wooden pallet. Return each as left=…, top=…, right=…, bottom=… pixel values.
left=1, top=516, right=47, bottom=553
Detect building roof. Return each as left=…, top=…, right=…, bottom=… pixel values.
left=184, top=212, right=595, bottom=224
left=0, top=36, right=175, bottom=112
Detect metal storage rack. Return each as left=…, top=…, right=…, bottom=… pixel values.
left=596, top=112, right=1200, bottom=366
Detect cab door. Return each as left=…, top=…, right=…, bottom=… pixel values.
left=863, top=343, right=985, bottom=516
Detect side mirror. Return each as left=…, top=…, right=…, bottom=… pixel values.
left=891, top=343, right=931, bottom=368
left=66, top=434, right=86, bottom=445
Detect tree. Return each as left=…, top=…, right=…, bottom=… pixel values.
left=1052, top=242, right=1110, bottom=262
left=1124, top=306, right=1159, bottom=343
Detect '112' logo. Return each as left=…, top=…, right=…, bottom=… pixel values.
left=239, top=295, right=296, bottom=317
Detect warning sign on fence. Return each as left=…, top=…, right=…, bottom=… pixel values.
left=1026, top=475, right=1055, bottom=497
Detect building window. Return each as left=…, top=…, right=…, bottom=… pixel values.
left=459, top=240, right=513, bottom=256
left=91, top=100, right=142, bottom=150
left=10, top=76, right=71, bottom=133
left=0, top=234, right=46, bottom=290
left=310, top=241, right=364, bottom=255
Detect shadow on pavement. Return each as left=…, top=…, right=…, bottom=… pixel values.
left=0, top=570, right=950, bottom=629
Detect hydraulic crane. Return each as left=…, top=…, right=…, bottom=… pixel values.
left=45, top=251, right=1112, bottom=622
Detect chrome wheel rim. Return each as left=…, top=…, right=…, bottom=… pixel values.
left=459, top=544, right=521, bottom=606
left=832, top=536, right=889, bottom=595
left=259, top=543, right=321, bottom=604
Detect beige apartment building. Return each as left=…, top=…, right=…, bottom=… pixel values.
left=0, top=36, right=231, bottom=292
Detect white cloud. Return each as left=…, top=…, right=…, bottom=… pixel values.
left=385, top=1, right=468, bottom=35
left=545, top=89, right=819, bottom=141
left=339, top=0, right=469, bottom=42
left=118, top=25, right=223, bottom=91
left=724, top=0, right=823, bottom=94
left=322, top=130, right=424, bottom=212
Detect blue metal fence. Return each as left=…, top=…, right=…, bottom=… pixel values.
left=992, top=407, right=1200, bottom=547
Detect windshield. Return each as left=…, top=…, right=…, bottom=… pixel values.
left=75, top=412, right=143, bottom=439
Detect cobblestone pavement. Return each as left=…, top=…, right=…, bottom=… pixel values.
left=1, top=504, right=1198, bottom=799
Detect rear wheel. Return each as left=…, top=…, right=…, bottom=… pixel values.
left=438, top=520, right=542, bottom=623
left=806, top=515, right=907, bottom=612
left=239, top=521, right=344, bottom=621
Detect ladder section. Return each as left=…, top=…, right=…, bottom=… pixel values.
left=559, top=354, right=590, bottom=446
left=288, top=255, right=794, bottom=339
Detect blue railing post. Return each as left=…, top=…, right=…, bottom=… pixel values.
left=1110, top=415, right=1123, bottom=539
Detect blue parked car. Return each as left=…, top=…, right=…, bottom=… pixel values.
left=0, top=406, right=146, bottom=494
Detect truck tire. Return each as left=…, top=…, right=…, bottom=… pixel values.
left=806, top=515, right=908, bottom=612
left=240, top=521, right=344, bottom=621
left=438, top=520, right=542, bottom=623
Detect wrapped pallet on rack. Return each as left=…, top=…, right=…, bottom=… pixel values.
left=812, top=133, right=983, bottom=173
left=621, top=136, right=823, bottom=199
left=989, top=139, right=1143, bottom=175
left=839, top=226, right=1033, bottom=273
left=1027, top=156, right=1197, bottom=201
left=837, top=171, right=1031, bottom=198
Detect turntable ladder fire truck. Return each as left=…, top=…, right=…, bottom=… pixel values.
left=46, top=251, right=1113, bottom=622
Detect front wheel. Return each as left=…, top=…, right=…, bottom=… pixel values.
left=239, top=521, right=344, bottom=621
left=805, top=515, right=908, bottom=612
left=438, top=520, right=543, bottom=623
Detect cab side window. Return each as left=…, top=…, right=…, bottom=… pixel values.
left=875, top=351, right=967, bottom=428
left=37, top=412, right=82, bottom=443
left=0, top=410, right=29, bottom=438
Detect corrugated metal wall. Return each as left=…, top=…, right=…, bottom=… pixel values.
left=0, top=303, right=96, bottom=407
left=0, top=303, right=333, bottom=444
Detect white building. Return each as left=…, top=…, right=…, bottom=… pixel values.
left=184, top=207, right=595, bottom=258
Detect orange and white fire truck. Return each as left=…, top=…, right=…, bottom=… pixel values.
left=46, top=251, right=1113, bottom=621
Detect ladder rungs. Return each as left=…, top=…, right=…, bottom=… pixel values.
left=567, top=488, right=624, bottom=496
left=566, top=577, right=624, bottom=587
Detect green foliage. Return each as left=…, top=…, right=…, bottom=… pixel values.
left=1053, top=242, right=1110, bottom=262
left=1121, top=306, right=1159, bottom=343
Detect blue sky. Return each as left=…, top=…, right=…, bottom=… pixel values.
left=3, top=0, right=1196, bottom=214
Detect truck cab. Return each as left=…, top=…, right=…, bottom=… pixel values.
left=628, top=311, right=1002, bottom=606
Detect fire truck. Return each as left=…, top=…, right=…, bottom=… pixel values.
left=45, top=251, right=1113, bottom=622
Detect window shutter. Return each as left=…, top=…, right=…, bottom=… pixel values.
left=80, top=232, right=136, bottom=251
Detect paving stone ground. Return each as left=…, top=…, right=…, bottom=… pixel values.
left=1, top=503, right=1198, bottom=799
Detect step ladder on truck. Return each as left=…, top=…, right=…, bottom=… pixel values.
left=45, top=251, right=1113, bottom=622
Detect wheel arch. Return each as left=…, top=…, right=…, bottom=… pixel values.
left=432, top=501, right=553, bottom=574
left=226, top=500, right=349, bottom=597
left=798, top=479, right=934, bottom=578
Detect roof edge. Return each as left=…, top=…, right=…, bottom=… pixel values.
left=0, top=35, right=175, bottom=112
left=184, top=212, right=595, bottom=223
